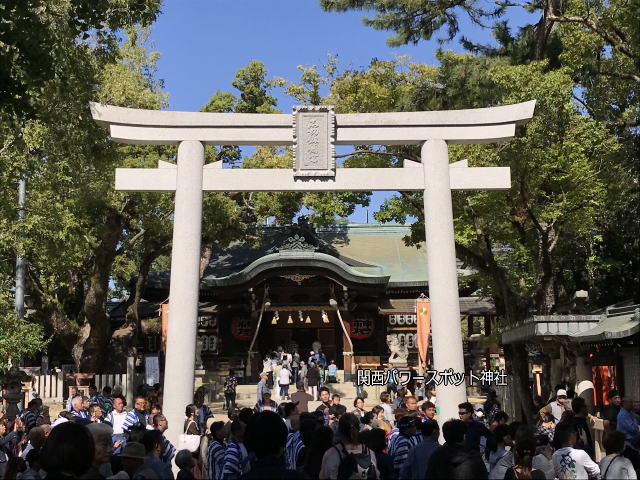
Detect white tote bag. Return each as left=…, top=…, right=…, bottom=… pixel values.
left=177, top=420, right=201, bottom=452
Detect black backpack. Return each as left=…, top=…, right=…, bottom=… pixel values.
left=335, top=442, right=378, bottom=480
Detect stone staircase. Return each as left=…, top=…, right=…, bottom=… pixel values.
left=209, top=370, right=384, bottom=414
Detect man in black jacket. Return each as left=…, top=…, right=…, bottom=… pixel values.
left=425, top=419, right=488, bottom=480
left=458, top=401, right=490, bottom=452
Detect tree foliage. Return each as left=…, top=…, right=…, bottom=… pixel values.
left=319, top=0, right=638, bottom=419
left=0, top=0, right=161, bottom=115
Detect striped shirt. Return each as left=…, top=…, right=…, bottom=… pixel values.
left=161, top=435, right=175, bottom=464
left=390, top=433, right=422, bottom=473
left=285, top=431, right=304, bottom=470
left=221, top=439, right=249, bottom=479
left=20, top=409, right=38, bottom=431
left=122, top=409, right=149, bottom=431
left=70, top=408, right=88, bottom=419
left=95, top=394, right=113, bottom=413
left=253, top=400, right=278, bottom=413
left=388, top=427, right=400, bottom=451
left=197, top=405, right=213, bottom=433
left=105, top=410, right=128, bottom=434
left=208, top=439, right=226, bottom=480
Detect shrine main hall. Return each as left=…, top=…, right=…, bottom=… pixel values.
left=132, top=222, right=497, bottom=381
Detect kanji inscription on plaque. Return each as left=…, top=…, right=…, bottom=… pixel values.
left=293, top=105, right=335, bottom=177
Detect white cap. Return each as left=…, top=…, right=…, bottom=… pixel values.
left=557, top=389, right=567, bottom=397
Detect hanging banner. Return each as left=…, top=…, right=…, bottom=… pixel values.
left=144, top=355, right=160, bottom=386
left=161, top=303, right=169, bottom=354
left=231, top=316, right=253, bottom=341
left=348, top=313, right=375, bottom=339
left=416, top=296, right=431, bottom=368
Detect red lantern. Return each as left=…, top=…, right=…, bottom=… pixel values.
left=349, top=313, right=375, bottom=339
left=231, top=316, right=253, bottom=341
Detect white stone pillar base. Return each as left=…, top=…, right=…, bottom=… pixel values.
left=162, top=141, right=205, bottom=452
left=422, top=139, right=468, bottom=424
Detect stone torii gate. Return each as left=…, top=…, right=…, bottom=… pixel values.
left=91, top=101, right=535, bottom=448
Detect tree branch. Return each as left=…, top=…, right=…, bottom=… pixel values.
left=547, top=14, right=640, bottom=63
left=572, top=94, right=597, bottom=118
left=598, top=69, right=640, bottom=84
left=115, top=208, right=173, bottom=256
left=493, top=0, right=533, bottom=8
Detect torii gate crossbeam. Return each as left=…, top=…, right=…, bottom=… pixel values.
left=91, top=101, right=535, bottom=451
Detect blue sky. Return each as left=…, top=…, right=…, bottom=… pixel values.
left=149, top=1, right=537, bottom=222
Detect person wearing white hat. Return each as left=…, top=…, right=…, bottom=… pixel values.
left=540, top=389, right=569, bottom=423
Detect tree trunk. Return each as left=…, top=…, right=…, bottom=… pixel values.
left=504, top=344, right=536, bottom=422
left=106, top=246, right=168, bottom=371
left=25, top=269, right=77, bottom=352
left=532, top=0, right=563, bottom=60
left=536, top=229, right=556, bottom=314
left=74, top=208, right=122, bottom=373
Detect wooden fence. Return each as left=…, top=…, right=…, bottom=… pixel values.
left=31, top=373, right=143, bottom=405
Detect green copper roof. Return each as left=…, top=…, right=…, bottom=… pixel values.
left=147, top=223, right=472, bottom=291
left=202, top=250, right=390, bottom=287
left=315, top=224, right=428, bottom=286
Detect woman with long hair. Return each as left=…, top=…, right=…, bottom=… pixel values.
left=370, top=406, right=392, bottom=435
left=319, top=413, right=379, bottom=480
left=184, top=404, right=200, bottom=435
left=504, top=438, right=546, bottom=479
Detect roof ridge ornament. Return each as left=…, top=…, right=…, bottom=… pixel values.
left=278, top=234, right=317, bottom=251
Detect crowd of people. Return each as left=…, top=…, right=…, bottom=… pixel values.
left=257, top=349, right=344, bottom=402
left=1, top=371, right=639, bottom=479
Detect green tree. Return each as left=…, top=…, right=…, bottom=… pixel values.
left=0, top=279, right=48, bottom=372
left=0, top=0, right=161, bottom=115
left=0, top=26, right=172, bottom=372
left=320, top=0, right=638, bottom=418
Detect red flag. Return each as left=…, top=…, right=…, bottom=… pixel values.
left=161, top=303, right=169, bottom=354
left=416, top=297, right=431, bottom=368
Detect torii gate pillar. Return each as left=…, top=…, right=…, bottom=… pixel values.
left=422, top=139, right=467, bottom=410
left=162, top=141, right=204, bottom=441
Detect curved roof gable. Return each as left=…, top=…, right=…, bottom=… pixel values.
left=202, top=250, right=389, bottom=288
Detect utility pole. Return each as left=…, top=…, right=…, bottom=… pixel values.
left=15, top=175, right=26, bottom=320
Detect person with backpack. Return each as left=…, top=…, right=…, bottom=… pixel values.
left=319, top=413, right=379, bottom=480
left=487, top=424, right=515, bottom=480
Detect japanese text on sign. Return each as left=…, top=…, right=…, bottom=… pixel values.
left=355, top=368, right=508, bottom=387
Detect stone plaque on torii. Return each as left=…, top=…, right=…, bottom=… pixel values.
left=91, top=100, right=535, bottom=449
